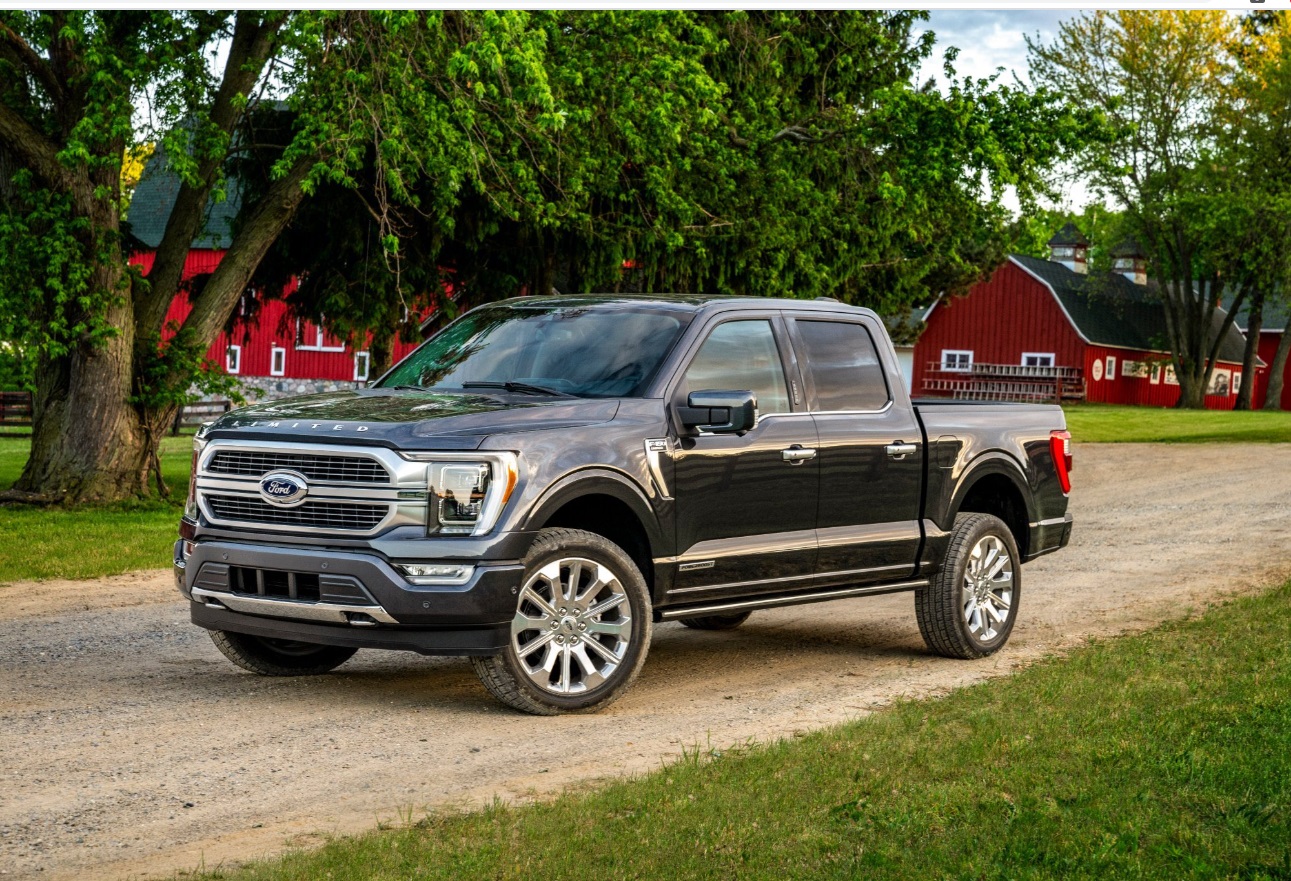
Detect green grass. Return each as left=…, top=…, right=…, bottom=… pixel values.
left=200, top=582, right=1291, bottom=881
left=1064, top=403, right=1291, bottom=443
left=0, top=435, right=192, bottom=582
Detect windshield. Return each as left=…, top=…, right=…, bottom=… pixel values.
left=378, top=302, right=693, bottom=398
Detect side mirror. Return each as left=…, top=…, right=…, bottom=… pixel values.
left=677, top=390, right=757, bottom=434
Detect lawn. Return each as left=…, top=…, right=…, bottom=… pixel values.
left=203, top=581, right=1291, bottom=881
left=1064, top=403, right=1291, bottom=443
left=0, top=434, right=191, bottom=582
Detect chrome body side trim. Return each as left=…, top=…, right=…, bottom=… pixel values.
left=665, top=562, right=912, bottom=595
left=660, top=579, right=929, bottom=619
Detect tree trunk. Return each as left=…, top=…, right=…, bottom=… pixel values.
left=1235, top=290, right=1265, bottom=411
left=14, top=262, right=150, bottom=502
left=1263, top=325, right=1291, bottom=411
left=14, top=159, right=311, bottom=504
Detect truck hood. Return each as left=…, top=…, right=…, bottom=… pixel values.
left=204, top=388, right=621, bottom=450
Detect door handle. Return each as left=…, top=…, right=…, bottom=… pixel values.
left=782, top=445, right=817, bottom=465
left=886, top=442, right=917, bottom=460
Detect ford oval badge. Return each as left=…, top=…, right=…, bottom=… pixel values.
left=258, top=470, right=309, bottom=508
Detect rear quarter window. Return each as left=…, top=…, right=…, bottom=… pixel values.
left=795, top=319, right=890, bottom=411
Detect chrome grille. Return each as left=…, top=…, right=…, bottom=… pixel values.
left=205, top=494, right=388, bottom=531
left=208, top=450, right=389, bottom=484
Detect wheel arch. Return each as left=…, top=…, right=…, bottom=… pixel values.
left=521, top=469, right=665, bottom=593
left=948, top=455, right=1035, bottom=559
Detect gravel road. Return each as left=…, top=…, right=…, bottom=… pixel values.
left=2, top=443, right=1290, bottom=881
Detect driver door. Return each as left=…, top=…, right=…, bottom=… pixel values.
left=667, top=316, right=820, bottom=600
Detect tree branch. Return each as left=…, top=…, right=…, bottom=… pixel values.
left=137, top=11, right=285, bottom=336
left=173, top=157, right=312, bottom=355
left=0, top=20, right=64, bottom=105
left=0, top=99, right=67, bottom=189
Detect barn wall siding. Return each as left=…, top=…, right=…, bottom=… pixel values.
left=132, top=249, right=422, bottom=386
left=912, top=262, right=1086, bottom=395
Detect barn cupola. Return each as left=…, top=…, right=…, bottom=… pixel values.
left=1111, top=239, right=1148, bottom=285
left=1047, top=222, right=1090, bottom=274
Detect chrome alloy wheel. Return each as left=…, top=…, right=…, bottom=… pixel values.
left=961, top=534, right=1014, bottom=642
left=511, top=557, right=632, bottom=695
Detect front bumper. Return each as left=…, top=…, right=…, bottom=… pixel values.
left=175, top=538, right=526, bottom=656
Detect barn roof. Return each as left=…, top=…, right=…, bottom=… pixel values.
left=1047, top=222, right=1089, bottom=247
left=1009, top=254, right=1249, bottom=364
left=127, top=148, right=242, bottom=250
left=1221, top=291, right=1289, bottom=334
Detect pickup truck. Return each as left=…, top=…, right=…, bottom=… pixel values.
left=175, top=295, right=1073, bottom=715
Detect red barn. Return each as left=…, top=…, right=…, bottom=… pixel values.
left=913, top=226, right=1250, bottom=409
left=128, top=157, right=424, bottom=399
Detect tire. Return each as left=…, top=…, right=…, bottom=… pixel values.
left=209, top=630, right=357, bottom=676
left=915, top=513, right=1021, bottom=660
left=678, top=611, right=753, bottom=631
left=471, top=528, right=653, bottom=716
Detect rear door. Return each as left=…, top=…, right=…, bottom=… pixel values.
left=667, top=315, right=820, bottom=600
left=788, top=315, right=923, bottom=583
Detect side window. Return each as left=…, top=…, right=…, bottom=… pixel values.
left=795, top=320, right=890, bottom=411
left=682, top=320, right=790, bottom=417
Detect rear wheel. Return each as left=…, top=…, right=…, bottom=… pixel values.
left=209, top=630, right=357, bottom=676
left=472, top=528, right=652, bottom=715
left=915, top=513, right=1020, bottom=659
left=679, top=611, right=753, bottom=631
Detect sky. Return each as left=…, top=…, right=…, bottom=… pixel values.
left=916, top=10, right=1093, bottom=211
left=918, top=10, right=1073, bottom=85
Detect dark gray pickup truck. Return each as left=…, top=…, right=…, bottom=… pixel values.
left=175, top=295, right=1073, bottom=714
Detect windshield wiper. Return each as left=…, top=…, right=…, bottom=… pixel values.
left=388, top=384, right=427, bottom=391
left=462, top=381, right=574, bottom=398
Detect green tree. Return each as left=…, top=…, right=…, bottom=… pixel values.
left=1029, top=11, right=1290, bottom=409
left=1231, top=12, right=1291, bottom=410
left=258, top=12, right=1090, bottom=360
left=0, top=11, right=561, bottom=502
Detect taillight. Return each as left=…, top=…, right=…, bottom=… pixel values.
left=1050, top=429, right=1072, bottom=494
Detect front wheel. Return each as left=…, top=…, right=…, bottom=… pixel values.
left=915, top=513, right=1020, bottom=659
left=472, top=528, right=652, bottom=715
left=209, top=630, right=357, bottom=676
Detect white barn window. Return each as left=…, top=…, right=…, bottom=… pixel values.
left=225, top=345, right=241, bottom=375
left=1021, top=353, right=1055, bottom=368
left=354, top=351, right=371, bottom=382
left=941, top=349, right=973, bottom=372
left=270, top=346, right=286, bottom=377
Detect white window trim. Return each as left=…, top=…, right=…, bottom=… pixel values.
left=1106, top=355, right=1117, bottom=380
left=225, top=345, right=241, bottom=375
left=941, top=349, right=974, bottom=372
left=1020, top=352, right=1055, bottom=367
left=294, top=318, right=347, bottom=352
left=354, top=351, right=371, bottom=382
left=270, top=346, right=287, bottom=377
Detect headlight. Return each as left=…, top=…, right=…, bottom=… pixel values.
left=410, top=453, right=519, bottom=536
left=184, top=423, right=212, bottom=521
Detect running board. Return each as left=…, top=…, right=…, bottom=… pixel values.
left=658, top=578, right=929, bottom=620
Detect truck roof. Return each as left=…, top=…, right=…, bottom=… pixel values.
left=487, top=294, right=877, bottom=318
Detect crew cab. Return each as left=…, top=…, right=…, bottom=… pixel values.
left=175, top=295, right=1073, bottom=714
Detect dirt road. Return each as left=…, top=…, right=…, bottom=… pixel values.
left=2, top=443, right=1289, bottom=880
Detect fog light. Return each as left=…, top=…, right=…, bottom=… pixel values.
left=398, top=563, right=476, bottom=586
